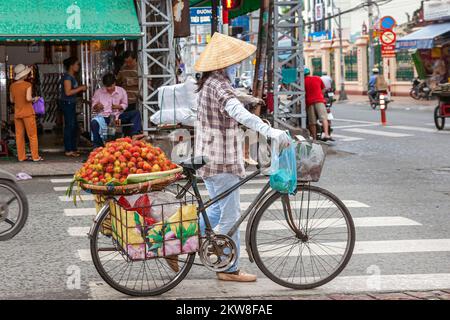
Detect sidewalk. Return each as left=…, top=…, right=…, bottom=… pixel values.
left=210, top=289, right=450, bottom=300
left=0, top=152, right=84, bottom=177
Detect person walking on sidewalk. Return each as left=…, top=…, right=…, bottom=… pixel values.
left=10, top=64, right=43, bottom=162
left=304, top=67, right=333, bottom=141
left=60, top=57, right=87, bottom=157
left=192, top=33, right=291, bottom=282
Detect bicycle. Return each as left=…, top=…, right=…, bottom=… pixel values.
left=0, top=169, right=29, bottom=241
left=87, top=147, right=356, bottom=296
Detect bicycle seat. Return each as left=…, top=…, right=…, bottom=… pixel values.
left=179, top=156, right=209, bottom=171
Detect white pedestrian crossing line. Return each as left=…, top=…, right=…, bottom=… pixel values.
left=50, top=178, right=73, bottom=183
left=67, top=216, right=421, bottom=237
left=60, top=195, right=95, bottom=202
left=331, top=134, right=365, bottom=142
left=88, top=273, right=450, bottom=299
left=333, top=118, right=379, bottom=125
left=62, top=200, right=370, bottom=216
left=388, top=125, right=450, bottom=134
left=64, top=208, right=97, bottom=216
left=76, top=238, right=450, bottom=262
left=343, top=128, right=414, bottom=138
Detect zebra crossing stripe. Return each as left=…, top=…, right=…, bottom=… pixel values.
left=67, top=216, right=421, bottom=237
left=343, top=128, right=413, bottom=138
left=50, top=178, right=73, bottom=183
left=388, top=125, right=450, bottom=134
left=76, top=238, right=450, bottom=262
left=331, top=134, right=364, bottom=142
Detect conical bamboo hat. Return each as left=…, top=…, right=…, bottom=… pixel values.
left=194, top=33, right=257, bottom=72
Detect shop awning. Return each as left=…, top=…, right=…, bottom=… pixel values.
left=0, top=0, right=141, bottom=41
left=396, top=22, right=450, bottom=50
left=190, top=0, right=260, bottom=19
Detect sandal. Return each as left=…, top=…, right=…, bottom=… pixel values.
left=65, top=152, right=80, bottom=157
left=32, top=157, right=44, bottom=162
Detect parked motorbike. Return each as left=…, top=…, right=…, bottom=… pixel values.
left=0, top=169, right=28, bottom=241
left=410, top=78, right=432, bottom=100
left=316, top=89, right=335, bottom=140
left=369, top=90, right=390, bottom=110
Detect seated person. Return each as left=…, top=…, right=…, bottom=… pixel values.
left=91, top=73, right=143, bottom=147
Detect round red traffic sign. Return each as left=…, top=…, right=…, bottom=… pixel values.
left=380, top=30, right=396, bottom=45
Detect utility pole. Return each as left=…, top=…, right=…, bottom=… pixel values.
left=368, top=0, right=375, bottom=75
left=211, top=0, right=219, bottom=34
left=337, top=8, right=347, bottom=101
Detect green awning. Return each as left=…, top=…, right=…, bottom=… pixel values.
left=0, top=0, right=141, bottom=41
left=189, top=0, right=260, bottom=19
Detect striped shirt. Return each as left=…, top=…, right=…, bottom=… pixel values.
left=117, top=63, right=139, bottom=104
left=195, top=71, right=245, bottom=178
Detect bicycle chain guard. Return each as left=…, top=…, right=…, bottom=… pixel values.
left=198, top=234, right=238, bottom=272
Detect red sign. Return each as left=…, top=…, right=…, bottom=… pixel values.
left=380, top=30, right=396, bottom=45
left=381, top=44, right=396, bottom=57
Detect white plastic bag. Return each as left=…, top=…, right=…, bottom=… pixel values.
left=152, top=77, right=198, bottom=126
left=296, top=142, right=325, bottom=182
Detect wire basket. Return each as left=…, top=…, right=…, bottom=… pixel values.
left=104, top=188, right=200, bottom=262
left=296, top=141, right=327, bottom=182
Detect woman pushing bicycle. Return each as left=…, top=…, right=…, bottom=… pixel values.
left=193, top=33, right=291, bottom=282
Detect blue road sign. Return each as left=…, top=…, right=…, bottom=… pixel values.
left=380, top=16, right=396, bottom=30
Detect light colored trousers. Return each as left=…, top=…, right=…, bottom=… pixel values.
left=199, top=173, right=241, bottom=273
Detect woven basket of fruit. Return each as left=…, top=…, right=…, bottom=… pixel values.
left=67, top=137, right=184, bottom=200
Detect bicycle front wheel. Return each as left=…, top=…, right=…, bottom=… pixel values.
left=90, top=205, right=196, bottom=296
left=250, top=185, right=355, bottom=290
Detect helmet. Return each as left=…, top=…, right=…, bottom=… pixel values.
left=372, top=68, right=379, bottom=74
left=304, top=67, right=311, bottom=75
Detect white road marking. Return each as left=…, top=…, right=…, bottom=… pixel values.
left=245, top=239, right=450, bottom=258
left=57, top=186, right=266, bottom=196
left=333, top=118, right=379, bottom=125
left=333, top=124, right=378, bottom=129
left=343, top=128, right=413, bottom=138
left=59, top=195, right=95, bottom=202
left=50, top=178, right=73, bottom=183
left=77, top=238, right=450, bottom=262
left=65, top=208, right=97, bottom=216
left=54, top=186, right=70, bottom=192
left=67, top=216, right=420, bottom=237
left=62, top=200, right=370, bottom=217
left=388, top=125, right=450, bottom=134
left=331, top=134, right=365, bottom=142
left=88, top=274, right=450, bottom=299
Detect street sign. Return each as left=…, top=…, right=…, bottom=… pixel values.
left=380, top=16, right=396, bottom=30
left=190, top=7, right=221, bottom=25
left=380, top=29, right=397, bottom=57
left=381, top=44, right=396, bottom=58
left=380, top=30, right=396, bottom=45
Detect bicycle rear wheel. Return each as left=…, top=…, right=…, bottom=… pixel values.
left=250, top=185, right=355, bottom=289
left=90, top=205, right=195, bottom=296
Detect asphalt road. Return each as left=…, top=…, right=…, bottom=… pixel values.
left=0, top=99, right=449, bottom=300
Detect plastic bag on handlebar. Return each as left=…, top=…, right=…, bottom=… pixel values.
left=269, top=140, right=297, bottom=195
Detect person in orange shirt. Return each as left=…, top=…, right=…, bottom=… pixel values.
left=10, top=64, right=43, bottom=162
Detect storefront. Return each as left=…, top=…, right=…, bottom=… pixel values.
left=0, top=0, right=141, bottom=155
left=396, top=22, right=450, bottom=89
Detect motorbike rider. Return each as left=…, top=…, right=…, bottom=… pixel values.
left=320, top=71, right=334, bottom=92
left=368, top=68, right=388, bottom=103
left=304, top=67, right=333, bottom=141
